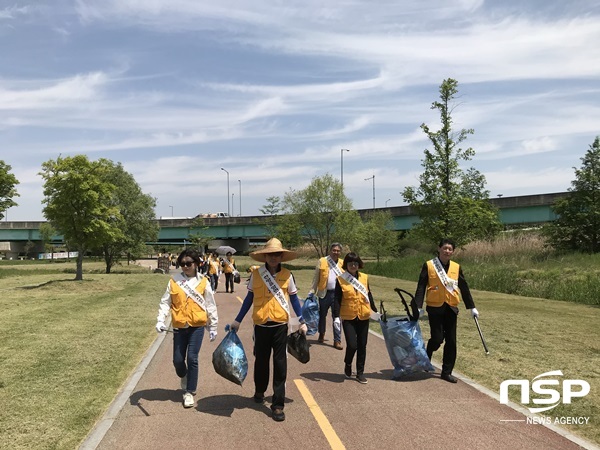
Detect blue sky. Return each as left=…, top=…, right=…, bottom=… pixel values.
left=1, top=0, right=599, bottom=220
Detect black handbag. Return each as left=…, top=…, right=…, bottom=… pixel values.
left=287, top=331, right=310, bottom=363
left=233, top=272, right=241, bottom=284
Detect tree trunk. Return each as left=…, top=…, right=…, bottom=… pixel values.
left=75, top=250, right=84, bottom=281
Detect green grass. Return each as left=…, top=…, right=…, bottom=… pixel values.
left=364, top=251, right=600, bottom=305
left=1, top=257, right=598, bottom=448
left=0, top=261, right=166, bottom=450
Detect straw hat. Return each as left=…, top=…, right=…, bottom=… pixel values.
left=250, top=238, right=297, bottom=263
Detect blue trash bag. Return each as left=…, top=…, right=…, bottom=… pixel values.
left=212, top=326, right=248, bottom=386
left=379, top=317, right=434, bottom=378
left=301, top=294, right=319, bottom=336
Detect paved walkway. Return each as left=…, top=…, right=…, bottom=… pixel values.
left=81, top=288, right=597, bottom=450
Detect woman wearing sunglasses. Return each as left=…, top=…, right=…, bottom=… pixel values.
left=155, top=249, right=218, bottom=408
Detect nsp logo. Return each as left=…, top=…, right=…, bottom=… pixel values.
left=499, top=370, right=590, bottom=413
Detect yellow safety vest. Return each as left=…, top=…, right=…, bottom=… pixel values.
left=339, top=272, right=372, bottom=320
left=169, top=276, right=209, bottom=328
left=425, top=260, right=461, bottom=307
left=251, top=267, right=292, bottom=325
left=317, top=256, right=343, bottom=292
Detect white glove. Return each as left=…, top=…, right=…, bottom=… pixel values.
left=470, top=308, right=479, bottom=318
left=299, top=323, right=308, bottom=335
left=230, top=320, right=241, bottom=332
left=333, top=317, right=341, bottom=332
left=370, top=311, right=382, bottom=321
left=209, top=330, right=217, bottom=342
left=155, top=322, right=166, bottom=333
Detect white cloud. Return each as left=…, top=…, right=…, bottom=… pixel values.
left=2, top=1, right=599, bottom=220
left=0, top=72, right=107, bottom=109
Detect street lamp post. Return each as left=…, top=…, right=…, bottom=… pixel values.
left=364, top=174, right=375, bottom=208
left=221, top=168, right=230, bottom=216
left=238, top=179, right=242, bottom=216
left=232, top=193, right=235, bottom=217
left=169, top=205, right=173, bottom=217
left=341, top=148, right=350, bottom=191
left=385, top=198, right=391, bottom=207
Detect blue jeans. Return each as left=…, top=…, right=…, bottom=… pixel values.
left=173, top=326, right=205, bottom=393
left=318, top=290, right=341, bottom=342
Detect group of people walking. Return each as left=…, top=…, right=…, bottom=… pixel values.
left=155, top=237, right=479, bottom=420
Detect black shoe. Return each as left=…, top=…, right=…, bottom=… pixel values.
left=344, top=364, right=352, bottom=379
left=441, top=373, right=458, bottom=383
left=272, top=408, right=285, bottom=422
left=356, top=374, right=368, bottom=384
left=253, top=392, right=265, bottom=403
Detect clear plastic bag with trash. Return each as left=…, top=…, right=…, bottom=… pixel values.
left=301, top=293, right=319, bottom=336
left=212, top=326, right=248, bottom=385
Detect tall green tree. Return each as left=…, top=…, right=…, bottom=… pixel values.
left=282, top=174, right=355, bottom=256
left=40, top=155, right=123, bottom=280
left=362, top=210, right=397, bottom=263
left=96, top=163, right=158, bottom=273
left=38, top=222, right=57, bottom=261
left=544, top=136, right=600, bottom=252
left=0, top=161, right=19, bottom=220
left=402, top=78, right=502, bottom=245
left=259, top=196, right=282, bottom=238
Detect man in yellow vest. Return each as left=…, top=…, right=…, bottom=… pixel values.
left=412, top=238, right=479, bottom=383
left=207, top=252, right=220, bottom=292
left=310, top=242, right=344, bottom=350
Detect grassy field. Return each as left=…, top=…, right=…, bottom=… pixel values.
left=1, top=257, right=598, bottom=448
left=366, top=233, right=600, bottom=306
left=0, top=261, right=166, bottom=450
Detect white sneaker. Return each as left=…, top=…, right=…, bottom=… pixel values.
left=180, top=375, right=187, bottom=390
left=183, top=392, right=194, bottom=408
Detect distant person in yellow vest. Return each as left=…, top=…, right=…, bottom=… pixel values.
left=310, top=242, right=344, bottom=350
left=155, top=249, right=218, bottom=408
left=207, top=253, right=220, bottom=292
left=230, top=238, right=307, bottom=422
left=221, top=251, right=237, bottom=293
left=412, top=238, right=478, bottom=384
left=333, top=252, right=379, bottom=384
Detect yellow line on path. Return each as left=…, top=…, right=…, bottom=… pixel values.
left=235, top=295, right=243, bottom=303
left=294, top=379, right=346, bottom=450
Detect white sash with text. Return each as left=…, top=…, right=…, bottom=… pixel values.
left=340, top=272, right=370, bottom=303
left=177, top=277, right=206, bottom=311
left=327, top=256, right=343, bottom=277
left=431, top=257, right=458, bottom=294
left=258, top=266, right=301, bottom=326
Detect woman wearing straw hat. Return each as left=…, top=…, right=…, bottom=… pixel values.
left=230, top=238, right=307, bottom=422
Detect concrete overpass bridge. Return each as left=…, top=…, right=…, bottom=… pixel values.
left=0, top=192, right=565, bottom=259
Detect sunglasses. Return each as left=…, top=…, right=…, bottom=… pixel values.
left=180, top=261, right=195, bottom=267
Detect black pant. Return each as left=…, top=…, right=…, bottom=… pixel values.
left=254, top=323, right=288, bottom=410
left=210, top=274, right=218, bottom=292
left=426, top=303, right=458, bottom=376
left=224, top=273, right=234, bottom=292
left=342, top=318, right=370, bottom=376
